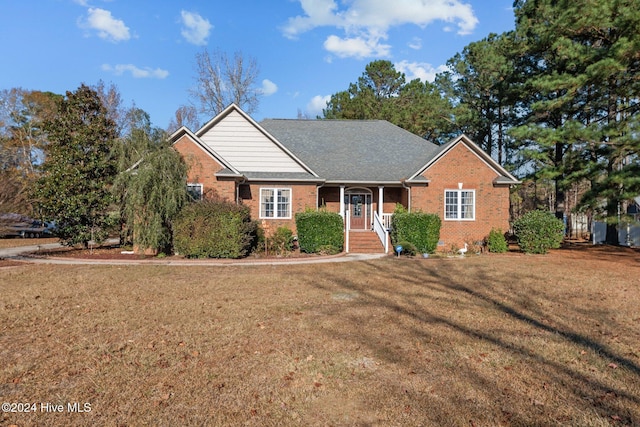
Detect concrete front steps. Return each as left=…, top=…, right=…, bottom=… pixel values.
left=347, top=231, right=385, bottom=253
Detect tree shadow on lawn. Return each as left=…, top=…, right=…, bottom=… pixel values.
left=307, top=257, right=640, bottom=425
left=557, top=241, right=640, bottom=265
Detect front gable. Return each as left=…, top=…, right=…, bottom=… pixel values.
left=196, top=104, right=317, bottom=176
left=409, top=135, right=520, bottom=186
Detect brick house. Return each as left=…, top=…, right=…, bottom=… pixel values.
left=171, top=104, right=520, bottom=253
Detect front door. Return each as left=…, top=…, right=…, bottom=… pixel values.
left=348, top=193, right=370, bottom=230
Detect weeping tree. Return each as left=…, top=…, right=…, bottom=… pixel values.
left=112, top=121, right=188, bottom=254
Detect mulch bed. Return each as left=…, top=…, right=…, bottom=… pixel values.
left=28, top=245, right=324, bottom=261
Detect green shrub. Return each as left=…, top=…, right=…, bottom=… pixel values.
left=173, top=200, right=257, bottom=258
left=295, top=210, right=344, bottom=254
left=513, top=210, right=564, bottom=254
left=486, top=228, right=508, bottom=253
left=390, top=211, right=441, bottom=254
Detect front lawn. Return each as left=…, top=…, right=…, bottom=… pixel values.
left=1, top=245, right=639, bottom=425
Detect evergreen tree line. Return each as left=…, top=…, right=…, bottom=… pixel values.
left=322, top=0, right=639, bottom=243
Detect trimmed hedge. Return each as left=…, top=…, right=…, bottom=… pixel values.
left=513, top=210, right=564, bottom=254
left=173, top=200, right=257, bottom=258
left=295, top=210, right=344, bottom=254
left=390, top=211, right=441, bottom=254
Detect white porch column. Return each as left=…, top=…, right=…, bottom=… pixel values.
left=339, top=185, right=346, bottom=219
left=378, top=186, right=384, bottom=217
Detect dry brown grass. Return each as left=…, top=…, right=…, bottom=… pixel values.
left=1, top=245, right=639, bottom=426
left=0, top=237, right=58, bottom=249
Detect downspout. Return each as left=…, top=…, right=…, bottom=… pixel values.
left=402, top=179, right=411, bottom=212
left=316, top=182, right=325, bottom=210
left=236, top=175, right=247, bottom=204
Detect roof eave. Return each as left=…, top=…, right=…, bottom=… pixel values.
left=324, top=180, right=407, bottom=186
left=242, top=177, right=326, bottom=184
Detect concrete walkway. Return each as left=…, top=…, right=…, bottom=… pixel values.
left=0, top=242, right=387, bottom=266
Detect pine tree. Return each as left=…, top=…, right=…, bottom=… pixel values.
left=512, top=0, right=640, bottom=243
left=322, top=60, right=455, bottom=144
left=443, top=32, right=522, bottom=165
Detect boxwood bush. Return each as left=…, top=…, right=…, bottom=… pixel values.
left=173, top=200, right=257, bottom=258
left=513, top=210, right=564, bottom=254
left=390, top=210, right=441, bottom=254
left=295, top=210, right=343, bottom=254
left=486, top=228, right=508, bottom=253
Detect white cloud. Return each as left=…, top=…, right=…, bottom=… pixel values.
left=180, top=10, right=212, bottom=46
left=395, top=60, right=448, bottom=83
left=283, top=0, right=478, bottom=58
left=82, top=8, right=131, bottom=42
left=408, top=37, right=422, bottom=50
left=324, top=33, right=391, bottom=59
left=306, top=95, right=331, bottom=117
left=260, top=79, right=278, bottom=96
left=102, top=64, right=169, bottom=79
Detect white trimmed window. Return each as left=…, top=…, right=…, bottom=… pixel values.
left=260, top=188, right=291, bottom=219
left=187, top=183, right=203, bottom=200
left=445, top=189, right=475, bottom=220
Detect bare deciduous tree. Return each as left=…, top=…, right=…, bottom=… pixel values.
left=190, top=49, right=261, bottom=118
left=167, top=104, right=200, bottom=134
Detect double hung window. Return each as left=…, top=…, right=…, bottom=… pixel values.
left=260, top=188, right=291, bottom=219
left=444, top=189, right=475, bottom=220
left=187, top=183, right=203, bottom=201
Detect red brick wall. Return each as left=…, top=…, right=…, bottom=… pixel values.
left=319, top=187, right=341, bottom=213
left=412, top=142, right=511, bottom=250
left=239, top=183, right=318, bottom=235
left=173, top=136, right=236, bottom=202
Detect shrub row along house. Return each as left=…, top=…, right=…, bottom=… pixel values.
left=171, top=104, right=520, bottom=253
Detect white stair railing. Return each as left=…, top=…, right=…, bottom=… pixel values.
left=381, top=213, right=393, bottom=230
left=373, top=211, right=389, bottom=254
left=345, top=210, right=350, bottom=253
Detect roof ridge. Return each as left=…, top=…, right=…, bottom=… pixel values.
left=261, top=118, right=387, bottom=122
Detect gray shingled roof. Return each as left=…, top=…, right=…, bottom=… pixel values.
left=259, top=119, right=440, bottom=182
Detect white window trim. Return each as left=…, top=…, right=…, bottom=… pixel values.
left=259, top=187, right=292, bottom=219
left=444, top=189, right=475, bottom=221
left=187, top=183, right=203, bottom=200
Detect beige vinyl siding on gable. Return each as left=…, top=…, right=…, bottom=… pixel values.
left=199, top=110, right=307, bottom=173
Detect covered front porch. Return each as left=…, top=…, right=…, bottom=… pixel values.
left=318, top=185, right=408, bottom=253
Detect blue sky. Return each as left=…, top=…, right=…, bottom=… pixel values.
left=1, top=0, right=516, bottom=129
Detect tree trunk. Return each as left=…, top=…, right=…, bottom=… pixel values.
left=554, top=141, right=565, bottom=233
left=605, top=201, right=619, bottom=245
